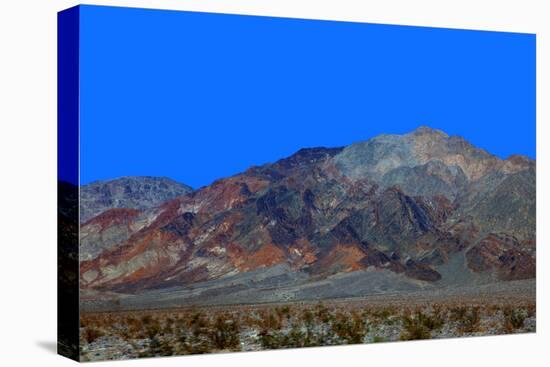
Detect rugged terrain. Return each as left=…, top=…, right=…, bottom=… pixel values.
left=80, top=176, right=193, bottom=223
left=78, top=126, right=536, bottom=308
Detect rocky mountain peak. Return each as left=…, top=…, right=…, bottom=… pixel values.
left=333, top=126, right=506, bottom=183
left=409, top=125, right=450, bottom=138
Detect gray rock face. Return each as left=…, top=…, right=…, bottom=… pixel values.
left=380, top=160, right=468, bottom=199
left=80, top=176, right=192, bottom=223
left=334, top=126, right=500, bottom=185
left=459, top=167, right=535, bottom=240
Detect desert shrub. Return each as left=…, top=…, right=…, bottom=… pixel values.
left=209, top=314, right=241, bottom=350
left=128, top=318, right=145, bottom=338
left=83, top=327, right=104, bottom=343
left=299, top=309, right=321, bottom=346
left=370, top=306, right=397, bottom=322
left=424, top=309, right=445, bottom=331
left=257, top=310, right=283, bottom=330
left=315, top=303, right=332, bottom=324
left=400, top=310, right=443, bottom=340
left=450, top=306, right=481, bottom=333
left=189, top=312, right=208, bottom=332
left=142, top=314, right=152, bottom=323
left=138, top=335, right=175, bottom=357
left=275, top=306, right=292, bottom=321
left=258, top=330, right=286, bottom=349
left=183, top=312, right=212, bottom=353
left=363, top=306, right=397, bottom=326
left=484, top=304, right=499, bottom=317
left=159, top=340, right=175, bottom=356
left=287, top=323, right=307, bottom=347
left=95, top=314, right=114, bottom=329
left=309, top=329, right=331, bottom=346
left=502, top=306, right=526, bottom=333
left=175, top=316, right=187, bottom=329
left=145, top=319, right=162, bottom=339
left=301, top=309, right=315, bottom=328
left=163, top=323, right=174, bottom=335
left=240, top=313, right=257, bottom=329
left=430, top=305, right=447, bottom=326
left=400, top=317, right=430, bottom=340
left=177, top=329, right=188, bottom=345
left=124, top=315, right=136, bottom=326
left=449, top=307, right=467, bottom=323
left=464, top=309, right=481, bottom=333
left=259, top=318, right=317, bottom=350
left=162, top=317, right=175, bottom=334
left=330, top=311, right=366, bottom=344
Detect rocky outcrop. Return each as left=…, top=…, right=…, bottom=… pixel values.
left=80, top=176, right=192, bottom=222
left=466, top=233, right=535, bottom=280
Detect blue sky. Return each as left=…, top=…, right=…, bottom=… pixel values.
left=79, top=5, right=535, bottom=188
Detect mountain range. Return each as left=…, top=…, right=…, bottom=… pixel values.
left=75, top=126, right=535, bottom=307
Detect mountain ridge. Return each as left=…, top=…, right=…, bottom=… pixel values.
left=77, top=126, right=535, bottom=304
left=80, top=176, right=193, bottom=223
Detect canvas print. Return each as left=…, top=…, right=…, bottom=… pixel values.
left=58, top=5, right=536, bottom=362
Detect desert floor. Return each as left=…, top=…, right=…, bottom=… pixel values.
left=79, top=280, right=535, bottom=361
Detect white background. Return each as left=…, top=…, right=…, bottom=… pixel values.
left=0, top=0, right=547, bottom=365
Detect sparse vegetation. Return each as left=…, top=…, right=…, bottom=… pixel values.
left=450, top=306, right=481, bottom=333
left=331, top=311, right=367, bottom=344
left=210, top=314, right=241, bottom=350
left=400, top=310, right=442, bottom=340
left=79, top=301, right=535, bottom=361
left=502, top=306, right=527, bottom=333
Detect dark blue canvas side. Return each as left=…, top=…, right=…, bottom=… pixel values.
left=57, top=5, right=80, bottom=362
